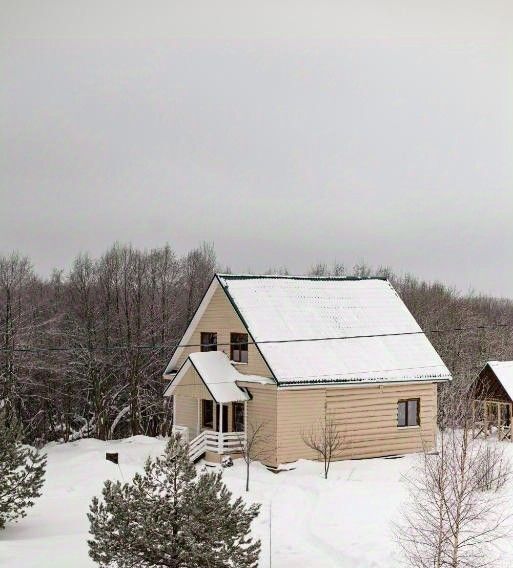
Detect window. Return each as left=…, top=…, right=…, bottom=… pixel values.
left=233, top=402, right=245, bottom=432
left=201, top=332, right=217, bottom=352
left=230, top=333, right=248, bottom=363
left=202, top=399, right=213, bottom=429
left=398, top=399, right=420, bottom=427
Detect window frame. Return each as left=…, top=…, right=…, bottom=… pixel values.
left=397, top=398, right=420, bottom=428
left=200, top=332, right=217, bottom=352
left=202, top=399, right=214, bottom=429
left=232, top=402, right=245, bottom=432
left=230, top=332, right=248, bottom=364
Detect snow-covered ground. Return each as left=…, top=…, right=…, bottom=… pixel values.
left=1, top=436, right=513, bottom=567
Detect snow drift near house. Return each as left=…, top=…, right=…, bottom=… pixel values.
left=2, top=436, right=513, bottom=568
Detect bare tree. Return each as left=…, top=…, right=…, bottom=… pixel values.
left=0, top=253, right=37, bottom=422
left=301, top=414, right=345, bottom=479
left=396, top=382, right=512, bottom=568
left=308, top=261, right=345, bottom=277
left=237, top=420, right=272, bottom=492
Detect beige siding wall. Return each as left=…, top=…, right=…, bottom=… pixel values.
left=175, top=285, right=273, bottom=378
left=172, top=365, right=213, bottom=400
left=276, top=387, right=326, bottom=464
left=277, top=382, right=438, bottom=464
left=174, top=395, right=198, bottom=435
left=239, top=381, right=278, bottom=467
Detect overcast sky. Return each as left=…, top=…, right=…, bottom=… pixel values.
left=1, top=1, right=513, bottom=296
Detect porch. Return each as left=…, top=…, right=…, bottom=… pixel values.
left=172, top=399, right=248, bottom=462
left=164, top=351, right=274, bottom=462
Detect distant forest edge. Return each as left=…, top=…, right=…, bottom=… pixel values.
left=1, top=242, right=512, bottom=445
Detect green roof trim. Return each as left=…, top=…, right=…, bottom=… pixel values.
left=218, top=274, right=388, bottom=282
left=216, top=274, right=279, bottom=384
left=277, top=375, right=451, bottom=387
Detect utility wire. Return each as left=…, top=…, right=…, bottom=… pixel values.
left=0, top=321, right=512, bottom=353
left=169, top=362, right=486, bottom=389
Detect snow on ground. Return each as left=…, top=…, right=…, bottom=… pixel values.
left=1, top=437, right=513, bottom=567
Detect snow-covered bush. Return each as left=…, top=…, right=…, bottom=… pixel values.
left=0, top=411, right=46, bottom=530
left=87, top=433, right=261, bottom=567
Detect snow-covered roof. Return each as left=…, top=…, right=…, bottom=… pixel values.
left=218, top=275, right=451, bottom=386
left=164, top=351, right=274, bottom=402
left=486, top=361, right=513, bottom=400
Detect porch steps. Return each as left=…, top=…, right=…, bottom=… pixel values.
left=189, top=431, right=208, bottom=462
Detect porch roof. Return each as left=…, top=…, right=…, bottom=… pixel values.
left=164, top=351, right=273, bottom=403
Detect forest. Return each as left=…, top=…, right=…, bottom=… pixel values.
left=2, top=244, right=513, bottom=445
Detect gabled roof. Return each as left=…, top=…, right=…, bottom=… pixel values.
left=164, top=351, right=274, bottom=402
left=217, top=274, right=451, bottom=386
left=164, top=274, right=451, bottom=387
left=483, top=361, right=513, bottom=401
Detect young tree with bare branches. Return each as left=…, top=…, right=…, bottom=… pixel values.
left=396, top=382, right=512, bottom=568
left=301, top=414, right=346, bottom=479
left=236, top=420, right=272, bottom=492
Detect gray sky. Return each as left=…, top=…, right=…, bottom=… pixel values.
left=1, top=1, right=513, bottom=296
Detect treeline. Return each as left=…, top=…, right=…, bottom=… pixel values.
left=2, top=246, right=513, bottom=445
left=0, top=243, right=216, bottom=444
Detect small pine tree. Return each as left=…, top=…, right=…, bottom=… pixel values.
left=0, top=410, right=47, bottom=530
left=88, top=434, right=261, bottom=568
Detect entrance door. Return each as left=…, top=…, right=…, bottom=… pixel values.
left=216, top=404, right=229, bottom=433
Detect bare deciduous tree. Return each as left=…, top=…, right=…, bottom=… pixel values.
left=396, top=382, right=512, bottom=568
left=237, top=420, right=272, bottom=492
left=301, top=414, right=346, bottom=479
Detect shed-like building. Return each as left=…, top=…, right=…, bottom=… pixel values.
left=472, top=361, right=513, bottom=442
left=163, top=274, right=452, bottom=466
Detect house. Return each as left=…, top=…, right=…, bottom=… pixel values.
left=163, top=274, right=451, bottom=466
left=472, top=361, right=513, bottom=442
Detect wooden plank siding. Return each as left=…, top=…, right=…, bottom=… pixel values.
left=276, top=387, right=326, bottom=464
left=171, top=365, right=212, bottom=400
left=174, top=395, right=198, bottom=435
left=174, top=285, right=273, bottom=378
left=238, top=381, right=278, bottom=467
left=277, top=382, right=437, bottom=464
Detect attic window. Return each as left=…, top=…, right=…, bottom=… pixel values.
left=231, top=333, right=248, bottom=363
left=398, top=399, right=420, bottom=427
left=201, top=332, right=217, bottom=352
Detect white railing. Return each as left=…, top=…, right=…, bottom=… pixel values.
left=185, top=429, right=246, bottom=462
left=189, top=431, right=207, bottom=462
left=220, top=432, right=246, bottom=452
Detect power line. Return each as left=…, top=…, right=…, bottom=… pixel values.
left=0, top=321, right=512, bottom=353
left=170, top=363, right=486, bottom=389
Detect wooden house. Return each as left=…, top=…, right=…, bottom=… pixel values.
left=163, top=274, right=451, bottom=466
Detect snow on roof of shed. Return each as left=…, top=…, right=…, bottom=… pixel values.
left=164, top=351, right=274, bottom=402
left=218, top=275, right=451, bottom=386
left=486, top=361, right=513, bottom=401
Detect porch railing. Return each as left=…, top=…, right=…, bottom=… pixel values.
left=175, top=428, right=245, bottom=462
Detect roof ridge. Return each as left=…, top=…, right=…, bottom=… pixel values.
left=217, top=273, right=388, bottom=282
